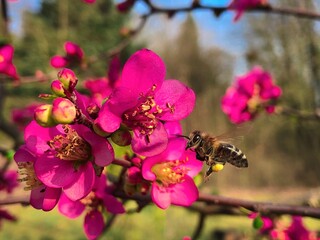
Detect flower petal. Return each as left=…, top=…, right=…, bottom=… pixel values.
left=42, top=187, right=62, bottom=211
left=63, top=162, right=95, bottom=201
left=118, top=49, right=165, bottom=96
left=58, top=193, right=85, bottom=218
left=81, top=128, right=114, bottom=167
left=50, top=56, right=68, bottom=68
left=170, top=176, right=199, bottom=207
left=151, top=182, right=171, bottom=209
left=131, top=122, right=168, bottom=157
left=156, top=80, right=195, bottom=121
left=95, top=87, right=138, bottom=133
left=34, top=155, right=80, bottom=188
left=103, top=195, right=125, bottom=214
left=14, top=145, right=35, bottom=163
left=84, top=210, right=104, bottom=240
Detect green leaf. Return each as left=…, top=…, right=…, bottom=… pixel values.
left=252, top=216, right=264, bottom=229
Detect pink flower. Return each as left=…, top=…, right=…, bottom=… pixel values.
left=228, top=0, right=268, bottom=21
left=14, top=145, right=62, bottom=211
left=95, top=49, right=196, bottom=156
left=18, top=120, right=114, bottom=201
left=0, top=44, right=19, bottom=80
left=58, top=173, right=124, bottom=240
left=11, top=103, right=40, bottom=130
left=142, top=138, right=202, bottom=209
left=249, top=213, right=274, bottom=235
left=270, top=216, right=318, bottom=240
left=51, top=41, right=84, bottom=68
left=221, top=66, right=282, bottom=124
left=0, top=170, right=18, bottom=194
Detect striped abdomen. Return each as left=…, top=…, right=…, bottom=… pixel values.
left=214, top=143, right=248, bottom=168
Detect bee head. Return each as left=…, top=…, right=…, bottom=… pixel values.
left=186, top=130, right=202, bottom=150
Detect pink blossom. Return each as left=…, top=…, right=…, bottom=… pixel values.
left=221, top=66, right=282, bottom=124
left=142, top=138, right=202, bottom=209
left=58, top=173, right=124, bottom=239
left=0, top=44, right=19, bottom=80
left=17, top=120, right=114, bottom=201
left=228, top=0, right=268, bottom=21
left=95, top=49, right=196, bottom=156
left=0, top=170, right=18, bottom=193
left=14, top=145, right=62, bottom=211
left=11, top=103, right=41, bottom=130
left=51, top=41, right=84, bottom=68
left=270, top=216, right=318, bottom=240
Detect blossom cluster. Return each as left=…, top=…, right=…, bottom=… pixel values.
left=221, top=66, right=282, bottom=124
left=250, top=214, right=319, bottom=240
left=14, top=49, right=201, bottom=239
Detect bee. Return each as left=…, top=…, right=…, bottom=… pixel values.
left=184, top=130, right=248, bottom=180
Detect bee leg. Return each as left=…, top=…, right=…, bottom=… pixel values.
left=196, top=152, right=205, bottom=161
left=204, top=166, right=213, bottom=182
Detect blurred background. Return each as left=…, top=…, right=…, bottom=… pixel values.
left=1, top=0, right=320, bottom=239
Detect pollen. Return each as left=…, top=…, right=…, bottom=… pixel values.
left=152, top=161, right=189, bottom=187
left=17, top=161, right=43, bottom=191
left=48, top=125, right=91, bottom=161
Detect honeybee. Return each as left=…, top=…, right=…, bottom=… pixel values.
left=184, top=130, right=248, bottom=180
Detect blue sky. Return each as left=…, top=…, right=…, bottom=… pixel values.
left=6, top=0, right=247, bottom=73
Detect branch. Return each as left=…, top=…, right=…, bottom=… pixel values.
left=198, top=193, right=320, bottom=219
left=139, top=2, right=320, bottom=21
left=276, top=106, right=320, bottom=121
left=0, top=195, right=29, bottom=206
left=192, top=213, right=206, bottom=240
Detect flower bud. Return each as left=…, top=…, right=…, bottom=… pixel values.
left=34, top=104, right=56, bottom=127
left=92, top=123, right=112, bottom=137
left=51, top=80, right=66, bottom=97
left=111, top=129, right=132, bottom=146
left=51, top=98, right=77, bottom=124
left=57, top=68, right=78, bottom=92
left=212, top=163, right=224, bottom=172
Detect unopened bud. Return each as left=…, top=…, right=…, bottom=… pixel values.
left=212, top=163, right=224, bottom=172
left=57, top=68, right=78, bottom=92
left=92, top=123, right=111, bottom=137
left=51, top=80, right=66, bottom=97
left=111, top=129, right=132, bottom=146
left=34, top=104, right=56, bottom=127
left=51, top=98, right=77, bottom=124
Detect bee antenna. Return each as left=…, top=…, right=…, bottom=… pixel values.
left=174, top=134, right=190, bottom=140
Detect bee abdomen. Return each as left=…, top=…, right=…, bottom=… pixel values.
left=216, top=143, right=248, bottom=168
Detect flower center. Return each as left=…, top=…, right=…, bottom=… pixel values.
left=247, top=84, right=263, bottom=113
left=151, top=160, right=189, bottom=187
left=17, top=162, right=43, bottom=191
left=0, top=55, right=4, bottom=63
left=48, top=125, right=91, bottom=161
left=80, top=191, right=103, bottom=211
left=122, top=85, right=175, bottom=143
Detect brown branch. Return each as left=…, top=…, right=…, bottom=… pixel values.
left=276, top=106, right=320, bottom=121
left=198, top=193, right=320, bottom=219
left=192, top=213, right=206, bottom=240
left=139, top=2, right=320, bottom=21
left=0, top=195, right=29, bottom=206
left=112, top=158, right=133, bottom=168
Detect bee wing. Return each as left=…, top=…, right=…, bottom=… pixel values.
left=212, top=123, right=252, bottom=144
